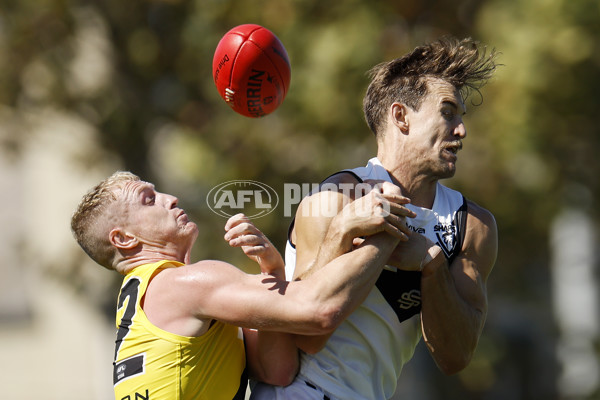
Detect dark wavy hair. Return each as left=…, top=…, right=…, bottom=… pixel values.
left=363, top=36, right=499, bottom=136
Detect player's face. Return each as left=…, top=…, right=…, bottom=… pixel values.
left=405, top=79, right=467, bottom=179
left=115, top=180, right=198, bottom=252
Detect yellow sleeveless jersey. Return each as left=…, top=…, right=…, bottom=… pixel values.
left=113, top=260, right=246, bottom=400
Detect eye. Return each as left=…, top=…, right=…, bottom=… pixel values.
left=442, top=108, right=455, bottom=120
left=144, top=194, right=155, bottom=205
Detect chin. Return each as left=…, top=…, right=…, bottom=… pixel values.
left=189, top=224, right=199, bottom=240
left=436, top=167, right=456, bottom=180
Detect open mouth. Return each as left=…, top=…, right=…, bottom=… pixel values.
left=443, top=142, right=462, bottom=156
left=176, top=209, right=188, bottom=221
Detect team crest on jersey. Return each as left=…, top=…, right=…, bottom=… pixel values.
left=434, top=220, right=458, bottom=259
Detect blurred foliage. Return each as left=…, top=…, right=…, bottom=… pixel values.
left=1, top=0, right=599, bottom=398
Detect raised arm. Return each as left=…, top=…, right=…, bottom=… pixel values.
left=420, top=200, right=498, bottom=374
left=194, top=232, right=403, bottom=333
left=291, top=177, right=415, bottom=353
left=141, top=182, right=413, bottom=381
left=193, top=180, right=412, bottom=330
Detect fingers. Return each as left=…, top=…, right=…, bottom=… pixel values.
left=224, top=213, right=264, bottom=246
left=385, top=201, right=416, bottom=219
left=383, top=213, right=411, bottom=241
left=352, top=237, right=365, bottom=247
left=359, top=190, right=415, bottom=220
left=380, top=180, right=403, bottom=196
left=356, top=190, right=413, bottom=241
left=224, top=213, right=250, bottom=231
left=228, top=233, right=267, bottom=251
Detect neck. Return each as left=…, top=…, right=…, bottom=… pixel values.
left=376, top=152, right=438, bottom=209
left=114, top=246, right=190, bottom=275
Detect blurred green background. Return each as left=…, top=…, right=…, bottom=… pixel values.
left=0, top=0, right=599, bottom=399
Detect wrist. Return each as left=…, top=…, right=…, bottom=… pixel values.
left=328, top=216, right=355, bottom=253
left=420, top=245, right=445, bottom=276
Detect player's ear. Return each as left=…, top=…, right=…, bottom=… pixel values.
left=391, top=102, right=409, bottom=133
left=109, top=228, right=139, bottom=250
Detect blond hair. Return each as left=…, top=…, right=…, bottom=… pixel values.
left=363, top=36, right=499, bottom=136
left=71, top=171, right=140, bottom=269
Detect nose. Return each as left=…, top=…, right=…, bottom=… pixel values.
left=162, top=192, right=179, bottom=209
left=454, top=120, right=467, bottom=139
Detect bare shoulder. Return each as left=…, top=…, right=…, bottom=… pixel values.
left=293, top=172, right=360, bottom=238
left=160, top=260, right=243, bottom=286
left=147, top=260, right=245, bottom=306
left=466, top=199, right=497, bottom=229
left=292, top=172, right=362, bottom=276
left=144, top=260, right=248, bottom=334
left=462, top=199, right=498, bottom=279
left=297, top=172, right=362, bottom=213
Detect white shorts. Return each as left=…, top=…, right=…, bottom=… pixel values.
left=250, top=379, right=334, bottom=400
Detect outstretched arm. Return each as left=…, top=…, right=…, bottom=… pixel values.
left=190, top=232, right=403, bottom=333
left=142, top=183, right=413, bottom=361
left=192, top=180, right=412, bottom=334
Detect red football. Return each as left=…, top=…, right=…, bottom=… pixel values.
left=212, top=24, right=291, bottom=118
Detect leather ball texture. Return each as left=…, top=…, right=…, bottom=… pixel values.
left=212, top=24, right=291, bottom=118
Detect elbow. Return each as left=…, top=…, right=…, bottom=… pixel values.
left=299, top=340, right=327, bottom=355
left=427, top=334, right=477, bottom=376
left=439, top=359, right=469, bottom=376
left=312, top=303, right=344, bottom=335
left=262, top=364, right=299, bottom=387
left=297, top=296, right=344, bottom=335
left=436, top=351, right=473, bottom=376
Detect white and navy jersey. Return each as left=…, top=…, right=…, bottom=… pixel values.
left=284, top=157, right=467, bottom=399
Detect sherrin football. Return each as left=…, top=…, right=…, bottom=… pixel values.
left=212, top=24, right=291, bottom=118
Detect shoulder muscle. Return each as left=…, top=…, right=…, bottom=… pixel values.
left=462, top=200, right=498, bottom=281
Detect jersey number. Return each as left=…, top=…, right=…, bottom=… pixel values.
left=113, top=277, right=145, bottom=385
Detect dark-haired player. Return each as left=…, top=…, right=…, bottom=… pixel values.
left=252, top=36, right=499, bottom=399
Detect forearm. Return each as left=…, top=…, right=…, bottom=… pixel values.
left=244, top=328, right=299, bottom=386
left=420, top=255, right=485, bottom=374
left=295, top=217, right=354, bottom=281
left=305, top=232, right=399, bottom=330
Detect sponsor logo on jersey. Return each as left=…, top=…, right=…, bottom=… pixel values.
left=114, top=353, right=146, bottom=386
left=397, top=289, right=421, bottom=310
left=407, top=224, right=426, bottom=234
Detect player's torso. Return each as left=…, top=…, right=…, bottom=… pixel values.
left=285, top=157, right=467, bottom=399
left=113, top=261, right=246, bottom=400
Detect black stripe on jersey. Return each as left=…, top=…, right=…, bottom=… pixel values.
left=447, top=197, right=468, bottom=265
left=114, top=353, right=145, bottom=386
left=376, top=269, right=422, bottom=322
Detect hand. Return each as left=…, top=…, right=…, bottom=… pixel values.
left=386, top=232, right=438, bottom=271
left=224, top=213, right=285, bottom=277
left=334, top=181, right=416, bottom=250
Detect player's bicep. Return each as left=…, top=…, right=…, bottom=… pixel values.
left=194, top=263, right=293, bottom=327
left=450, top=203, right=498, bottom=312
left=293, top=190, right=347, bottom=279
